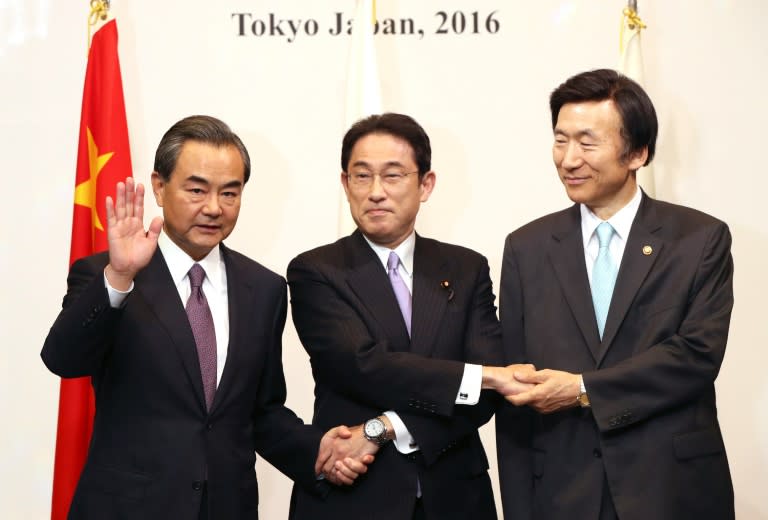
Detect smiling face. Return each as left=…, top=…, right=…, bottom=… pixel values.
left=152, top=140, right=245, bottom=260
left=553, top=99, right=647, bottom=220
left=342, top=132, right=435, bottom=249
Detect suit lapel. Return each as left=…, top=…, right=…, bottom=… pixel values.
left=136, top=250, right=207, bottom=410
left=411, top=236, right=448, bottom=357
left=548, top=205, right=602, bottom=361
left=597, top=194, right=663, bottom=364
left=345, top=231, right=411, bottom=352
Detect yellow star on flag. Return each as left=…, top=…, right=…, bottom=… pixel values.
left=74, top=127, right=114, bottom=231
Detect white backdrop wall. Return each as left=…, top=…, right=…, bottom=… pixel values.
left=1, top=1, right=766, bottom=518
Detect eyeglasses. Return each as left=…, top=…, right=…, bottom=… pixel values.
left=345, top=170, right=419, bottom=188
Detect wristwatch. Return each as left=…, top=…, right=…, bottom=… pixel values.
left=576, top=375, right=590, bottom=408
left=363, top=417, right=390, bottom=446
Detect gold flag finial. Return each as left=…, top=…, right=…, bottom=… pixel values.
left=87, top=0, right=111, bottom=47
left=623, top=7, right=646, bottom=31
left=619, top=7, right=647, bottom=54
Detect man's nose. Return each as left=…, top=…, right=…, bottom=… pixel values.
left=202, top=195, right=223, bottom=216
left=367, top=174, right=386, bottom=200
left=560, top=142, right=583, bottom=170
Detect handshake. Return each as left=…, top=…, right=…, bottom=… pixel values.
left=480, top=364, right=583, bottom=414
left=315, top=364, right=583, bottom=486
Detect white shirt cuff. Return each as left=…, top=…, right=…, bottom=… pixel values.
left=455, top=363, right=482, bottom=405
left=382, top=411, right=419, bottom=454
left=104, top=270, right=133, bottom=308
left=580, top=375, right=586, bottom=393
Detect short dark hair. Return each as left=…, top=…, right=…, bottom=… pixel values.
left=153, top=115, right=251, bottom=183
left=341, top=113, right=431, bottom=177
left=550, top=69, right=657, bottom=166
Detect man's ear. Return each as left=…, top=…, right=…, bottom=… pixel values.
left=627, top=146, right=649, bottom=172
left=419, top=171, right=436, bottom=203
left=150, top=171, right=165, bottom=206
left=340, top=171, right=351, bottom=201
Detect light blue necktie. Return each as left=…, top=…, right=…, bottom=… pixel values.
left=591, top=222, right=618, bottom=339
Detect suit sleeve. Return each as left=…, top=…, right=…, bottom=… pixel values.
left=585, top=221, right=734, bottom=433
left=394, top=258, right=502, bottom=465
left=496, top=234, right=535, bottom=519
left=288, top=255, right=466, bottom=418
left=41, top=255, right=122, bottom=378
left=250, top=280, right=326, bottom=496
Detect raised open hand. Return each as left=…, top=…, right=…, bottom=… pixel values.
left=104, top=177, right=163, bottom=290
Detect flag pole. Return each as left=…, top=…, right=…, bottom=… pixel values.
left=619, top=0, right=654, bottom=196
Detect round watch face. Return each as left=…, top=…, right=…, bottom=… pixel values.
left=365, top=418, right=385, bottom=438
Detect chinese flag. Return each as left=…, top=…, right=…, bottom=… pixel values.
left=51, top=19, right=132, bottom=520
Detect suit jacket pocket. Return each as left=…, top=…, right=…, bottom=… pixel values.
left=673, top=427, right=725, bottom=460
left=79, top=465, right=152, bottom=500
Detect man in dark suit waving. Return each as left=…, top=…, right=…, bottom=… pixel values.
left=495, top=69, right=735, bottom=519
left=288, top=113, right=529, bottom=519
left=42, top=115, right=368, bottom=519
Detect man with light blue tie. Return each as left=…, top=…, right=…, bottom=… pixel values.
left=495, top=69, right=735, bottom=520
left=287, top=113, right=531, bottom=519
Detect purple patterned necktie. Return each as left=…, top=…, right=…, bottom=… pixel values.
left=387, top=251, right=412, bottom=336
left=186, top=263, right=217, bottom=410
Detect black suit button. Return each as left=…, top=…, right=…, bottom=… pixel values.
left=206, top=423, right=213, bottom=431
left=192, top=480, right=202, bottom=491
left=593, top=448, right=602, bottom=458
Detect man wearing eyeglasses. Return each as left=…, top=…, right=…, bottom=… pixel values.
left=287, top=113, right=529, bottom=519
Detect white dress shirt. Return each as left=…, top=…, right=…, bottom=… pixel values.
left=580, top=186, right=642, bottom=286
left=363, top=232, right=482, bottom=454
left=105, top=232, right=230, bottom=385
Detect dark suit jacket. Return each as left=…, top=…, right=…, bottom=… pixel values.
left=287, top=230, right=503, bottom=520
left=496, top=193, right=734, bottom=520
left=42, top=245, right=323, bottom=520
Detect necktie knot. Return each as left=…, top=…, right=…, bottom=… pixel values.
left=387, top=251, right=401, bottom=272
left=188, top=264, right=205, bottom=289
left=596, top=222, right=615, bottom=249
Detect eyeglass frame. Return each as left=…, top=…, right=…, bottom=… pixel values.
left=343, top=170, right=422, bottom=189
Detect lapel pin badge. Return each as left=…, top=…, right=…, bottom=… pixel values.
left=642, top=245, right=653, bottom=256
left=441, top=280, right=454, bottom=301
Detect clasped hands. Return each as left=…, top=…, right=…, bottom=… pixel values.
left=316, top=424, right=379, bottom=486
left=483, top=364, right=582, bottom=414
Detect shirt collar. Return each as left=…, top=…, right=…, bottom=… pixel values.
left=158, top=231, right=223, bottom=289
left=580, top=186, right=642, bottom=247
left=362, top=231, right=416, bottom=278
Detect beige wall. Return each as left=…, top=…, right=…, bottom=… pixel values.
left=1, top=1, right=765, bottom=517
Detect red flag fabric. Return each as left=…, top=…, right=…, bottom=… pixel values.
left=51, top=19, right=132, bottom=520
